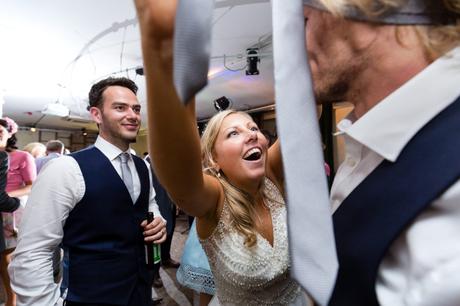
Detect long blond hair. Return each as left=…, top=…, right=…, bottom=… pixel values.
left=318, top=0, right=460, bottom=58
left=201, top=110, right=265, bottom=247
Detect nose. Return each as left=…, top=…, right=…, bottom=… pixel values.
left=126, top=107, right=139, bottom=120
left=246, top=129, right=258, bottom=142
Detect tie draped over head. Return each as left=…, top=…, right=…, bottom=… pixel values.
left=303, top=0, right=459, bottom=25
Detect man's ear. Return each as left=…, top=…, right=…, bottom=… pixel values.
left=89, top=107, right=103, bottom=125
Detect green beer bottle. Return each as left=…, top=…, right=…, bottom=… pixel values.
left=145, top=212, right=161, bottom=268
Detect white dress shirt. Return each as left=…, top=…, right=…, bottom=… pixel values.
left=8, top=136, right=161, bottom=306
left=330, top=46, right=460, bottom=305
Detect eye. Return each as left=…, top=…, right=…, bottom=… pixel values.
left=227, top=131, right=238, bottom=138
left=250, top=126, right=259, bottom=132
left=132, top=105, right=141, bottom=114
left=114, top=105, right=126, bottom=111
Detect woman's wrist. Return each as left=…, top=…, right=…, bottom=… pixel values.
left=141, top=39, right=174, bottom=74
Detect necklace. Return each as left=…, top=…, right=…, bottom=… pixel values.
left=255, top=198, right=270, bottom=225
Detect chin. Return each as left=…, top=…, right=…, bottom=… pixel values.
left=246, top=168, right=266, bottom=181
left=123, top=133, right=138, bottom=143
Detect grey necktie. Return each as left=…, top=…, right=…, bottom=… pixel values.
left=119, top=152, right=135, bottom=202
left=173, top=0, right=337, bottom=305
left=173, top=0, right=214, bottom=103
left=272, top=1, right=337, bottom=305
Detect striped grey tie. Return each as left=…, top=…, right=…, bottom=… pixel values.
left=173, top=0, right=214, bottom=103
left=272, top=1, right=337, bottom=305
left=173, top=0, right=337, bottom=305
left=119, top=152, right=135, bottom=203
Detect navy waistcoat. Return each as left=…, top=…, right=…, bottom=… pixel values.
left=329, top=96, right=460, bottom=306
left=63, top=146, right=150, bottom=305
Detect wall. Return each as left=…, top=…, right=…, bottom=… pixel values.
left=16, top=130, right=39, bottom=149
left=16, top=128, right=149, bottom=157
left=15, top=129, right=97, bottom=152
left=332, top=103, right=354, bottom=172
left=131, top=130, right=149, bottom=158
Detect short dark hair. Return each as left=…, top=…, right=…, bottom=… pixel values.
left=0, top=119, right=7, bottom=130
left=46, top=140, right=65, bottom=153
left=6, top=135, right=17, bottom=151
left=0, top=119, right=17, bottom=151
left=88, top=77, right=138, bottom=110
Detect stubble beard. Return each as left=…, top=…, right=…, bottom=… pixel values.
left=101, top=118, right=139, bottom=146
left=312, top=55, right=367, bottom=105
left=313, top=65, right=354, bottom=105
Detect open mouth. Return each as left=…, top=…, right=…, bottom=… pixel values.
left=243, top=148, right=262, bottom=161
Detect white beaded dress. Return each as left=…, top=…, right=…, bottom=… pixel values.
left=200, top=178, right=310, bottom=305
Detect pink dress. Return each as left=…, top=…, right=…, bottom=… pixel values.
left=3, top=150, right=36, bottom=249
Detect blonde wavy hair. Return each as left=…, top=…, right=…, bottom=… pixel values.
left=201, top=110, right=268, bottom=247
left=318, top=0, right=460, bottom=59
left=23, top=142, right=46, bottom=158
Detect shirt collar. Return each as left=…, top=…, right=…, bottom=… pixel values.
left=94, top=136, right=131, bottom=162
left=47, top=152, right=61, bottom=158
left=339, top=46, right=460, bottom=162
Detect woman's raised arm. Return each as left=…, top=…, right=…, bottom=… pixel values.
left=135, top=0, right=220, bottom=218
left=266, top=139, right=284, bottom=194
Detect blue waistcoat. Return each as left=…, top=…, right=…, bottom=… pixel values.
left=63, top=146, right=150, bottom=305
left=329, top=96, right=460, bottom=306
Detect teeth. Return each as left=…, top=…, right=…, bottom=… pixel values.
left=243, top=148, right=261, bottom=159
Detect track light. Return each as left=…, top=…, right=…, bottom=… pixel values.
left=135, top=67, right=144, bottom=76
left=246, top=48, right=260, bottom=75
left=213, top=96, right=231, bottom=111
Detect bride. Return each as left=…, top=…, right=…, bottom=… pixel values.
left=134, top=0, right=310, bottom=305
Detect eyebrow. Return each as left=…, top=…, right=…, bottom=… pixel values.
left=112, top=102, right=141, bottom=108
left=223, top=122, right=255, bottom=132
left=112, top=101, right=128, bottom=106
left=223, top=126, right=236, bottom=132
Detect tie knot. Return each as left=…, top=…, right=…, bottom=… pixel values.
left=119, top=152, right=130, bottom=164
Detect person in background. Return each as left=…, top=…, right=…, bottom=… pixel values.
left=144, top=154, right=180, bottom=289
left=35, top=140, right=65, bottom=173
left=22, top=142, right=46, bottom=159
left=0, top=125, right=21, bottom=306
left=0, top=117, right=36, bottom=306
left=0, top=151, right=21, bottom=245
left=176, top=218, right=215, bottom=306
left=9, top=77, right=167, bottom=306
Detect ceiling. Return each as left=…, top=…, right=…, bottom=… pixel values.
left=0, top=0, right=275, bottom=131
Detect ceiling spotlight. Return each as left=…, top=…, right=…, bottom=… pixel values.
left=30, top=127, right=37, bottom=132
left=246, top=48, right=260, bottom=76
left=81, top=128, right=88, bottom=136
left=135, top=67, right=144, bottom=76
left=213, top=96, right=231, bottom=111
